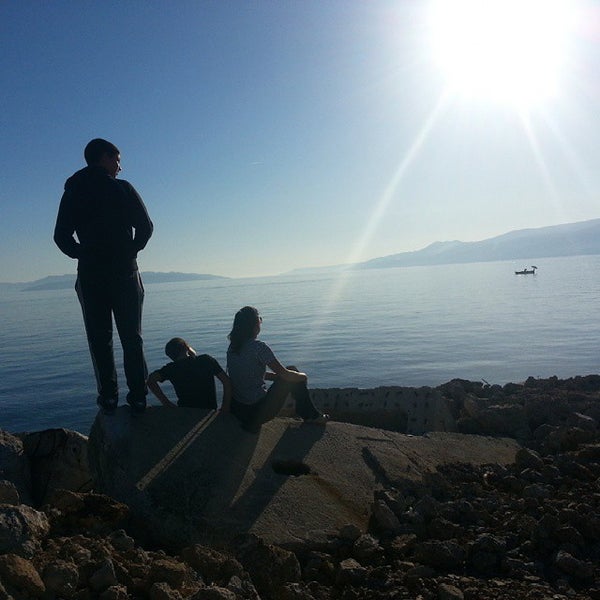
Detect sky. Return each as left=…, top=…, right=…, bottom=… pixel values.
left=1, top=0, right=599, bottom=282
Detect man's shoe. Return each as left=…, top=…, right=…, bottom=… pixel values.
left=97, top=396, right=118, bottom=415
left=126, top=394, right=147, bottom=414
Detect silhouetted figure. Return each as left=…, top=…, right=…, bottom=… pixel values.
left=54, top=138, right=153, bottom=414
left=147, top=337, right=231, bottom=410
left=226, top=306, right=327, bottom=432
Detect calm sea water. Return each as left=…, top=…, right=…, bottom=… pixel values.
left=2, top=255, right=600, bottom=434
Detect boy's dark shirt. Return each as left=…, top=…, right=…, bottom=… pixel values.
left=158, top=354, right=224, bottom=408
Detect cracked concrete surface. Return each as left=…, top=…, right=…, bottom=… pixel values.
left=89, top=409, right=520, bottom=550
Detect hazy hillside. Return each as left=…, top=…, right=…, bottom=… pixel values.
left=359, top=219, right=600, bottom=269
left=8, top=219, right=600, bottom=286
left=21, top=271, right=227, bottom=292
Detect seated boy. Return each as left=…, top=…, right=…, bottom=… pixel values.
left=147, top=337, right=231, bottom=411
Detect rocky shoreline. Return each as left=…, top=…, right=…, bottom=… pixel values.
left=1, top=375, right=599, bottom=599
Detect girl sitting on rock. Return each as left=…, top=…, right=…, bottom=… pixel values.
left=226, top=306, right=327, bottom=432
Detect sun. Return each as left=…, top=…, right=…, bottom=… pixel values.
left=428, top=0, right=574, bottom=109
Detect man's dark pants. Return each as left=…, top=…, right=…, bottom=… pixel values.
left=75, top=268, right=147, bottom=402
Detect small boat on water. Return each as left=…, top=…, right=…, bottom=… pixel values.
left=515, top=265, right=538, bottom=275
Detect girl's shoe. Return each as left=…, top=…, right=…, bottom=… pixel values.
left=304, top=413, right=330, bottom=424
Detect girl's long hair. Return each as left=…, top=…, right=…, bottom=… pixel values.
left=228, top=306, right=260, bottom=354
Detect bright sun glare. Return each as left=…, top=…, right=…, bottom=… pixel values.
left=429, top=0, right=574, bottom=109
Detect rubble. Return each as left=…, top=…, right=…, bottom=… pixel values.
left=0, top=374, right=598, bottom=598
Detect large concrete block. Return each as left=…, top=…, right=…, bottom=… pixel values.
left=88, top=408, right=518, bottom=552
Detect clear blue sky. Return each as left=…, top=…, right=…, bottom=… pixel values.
left=1, top=1, right=598, bottom=281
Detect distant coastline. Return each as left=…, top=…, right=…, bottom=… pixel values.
left=3, top=218, right=600, bottom=287
left=288, top=217, right=600, bottom=275
left=1, top=271, right=228, bottom=292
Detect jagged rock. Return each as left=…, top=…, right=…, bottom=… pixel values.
left=149, top=557, right=187, bottom=588
left=89, top=558, right=118, bottom=592
left=149, top=581, right=183, bottom=600
left=428, top=517, right=463, bottom=540
left=467, top=534, right=506, bottom=573
left=514, top=447, right=545, bottom=471
left=555, top=455, right=595, bottom=480
left=413, top=540, right=466, bottom=569
left=0, top=553, right=45, bottom=597
left=376, top=489, right=407, bottom=516
left=42, top=559, right=79, bottom=597
left=522, top=483, right=552, bottom=499
left=462, top=404, right=531, bottom=439
left=438, top=582, right=464, bottom=600
left=388, top=534, right=417, bottom=558
left=0, top=480, right=19, bottom=505
left=235, top=534, right=301, bottom=597
left=0, top=504, right=50, bottom=556
left=414, top=495, right=440, bottom=521
left=555, top=525, right=585, bottom=549
left=100, top=584, right=130, bottom=600
left=537, top=426, right=590, bottom=454
left=223, top=574, right=259, bottom=599
left=525, top=396, right=575, bottom=431
left=568, top=411, right=597, bottom=431
left=302, top=551, right=335, bottom=584
left=279, top=582, right=318, bottom=600
left=337, top=523, right=361, bottom=543
left=540, top=463, right=561, bottom=483
left=353, top=533, right=384, bottom=565
left=404, top=563, right=436, bottom=584
left=108, top=528, right=135, bottom=551
left=335, top=558, right=366, bottom=586
left=46, top=489, right=129, bottom=535
left=370, top=498, right=401, bottom=534
left=180, top=544, right=244, bottom=584
left=21, top=428, right=91, bottom=505
left=554, top=549, right=594, bottom=580
left=0, top=430, right=32, bottom=504
left=462, top=394, right=482, bottom=418
left=191, top=586, right=237, bottom=600
left=575, top=442, right=600, bottom=461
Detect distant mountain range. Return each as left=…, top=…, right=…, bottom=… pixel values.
left=289, top=218, right=600, bottom=274
left=17, top=271, right=226, bottom=292
left=4, top=219, right=600, bottom=289
left=358, top=218, right=600, bottom=269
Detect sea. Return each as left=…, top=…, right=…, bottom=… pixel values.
left=2, top=254, right=600, bottom=435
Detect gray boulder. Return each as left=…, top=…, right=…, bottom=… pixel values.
left=0, top=480, right=20, bottom=505
left=459, top=403, right=530, bottom=439
left=0, top=553, right=46, bottom=598
left=0, top=504, right=50, bottom=557
left=0, top=430, right=32, bottom=504
left=554, top=550, right=594, bottom=580
left=21, top=428, right=91, bottom=505
left=515, top=447, right=544, bottom=471
left=235, top=534, right=301, bottom=598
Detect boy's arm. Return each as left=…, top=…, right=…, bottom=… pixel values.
left=147, top=371, right=177, bottom=408
left=216, top=371, right=232, bottom=413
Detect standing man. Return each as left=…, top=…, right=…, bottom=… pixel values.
left=54, top=138, right=154, bottom=414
